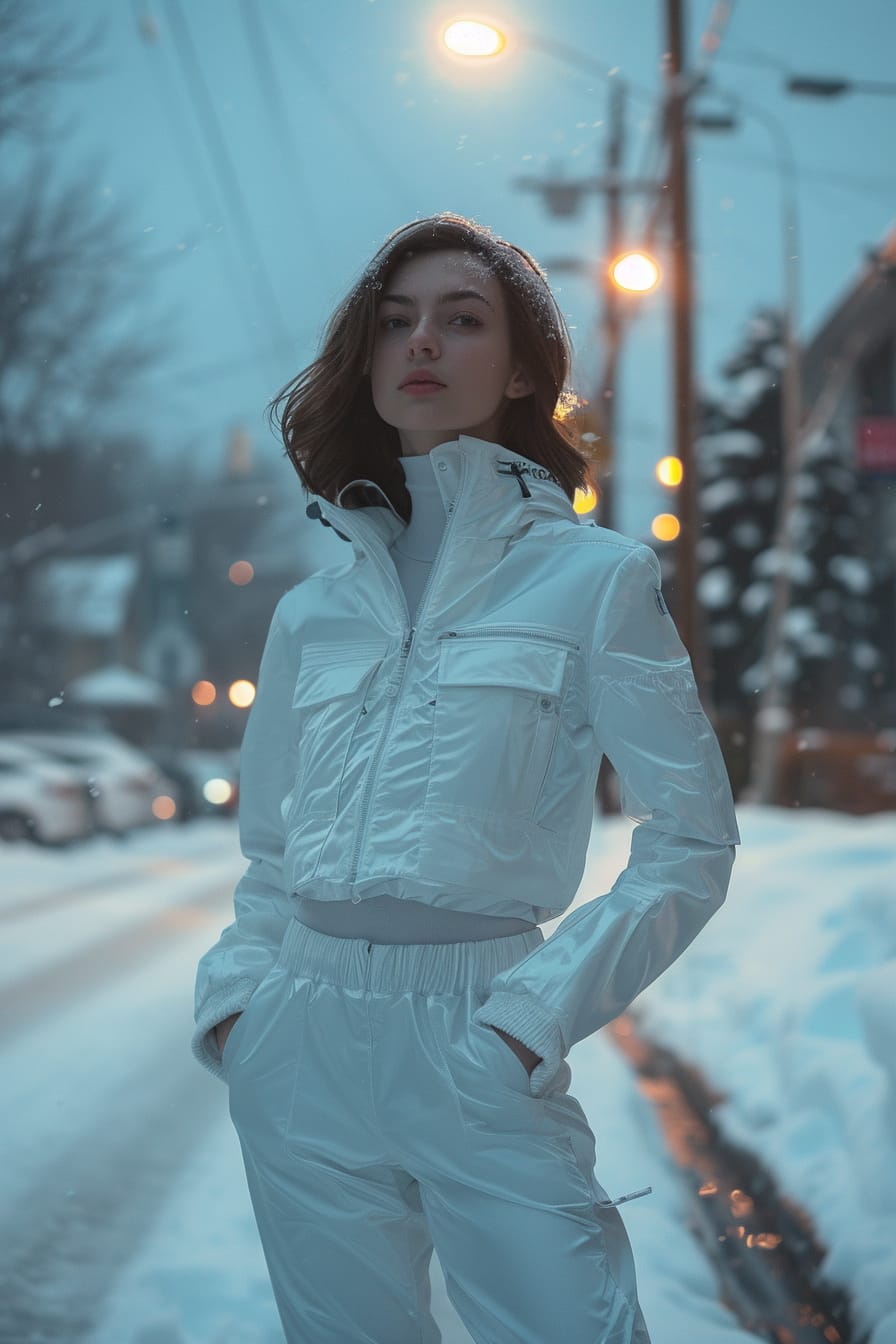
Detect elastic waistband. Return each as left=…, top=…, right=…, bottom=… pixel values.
left=277, top=916, right=544, bottom=996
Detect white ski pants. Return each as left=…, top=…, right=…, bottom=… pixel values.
left=223, top=916, right=652, bottom=1344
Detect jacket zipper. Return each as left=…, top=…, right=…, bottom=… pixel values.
left=439, top=625, right=581, bottom=652
left=346, top=459, right=467, bottom=889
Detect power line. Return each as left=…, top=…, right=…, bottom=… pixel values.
left=237, top=0, right=334, bottom=295
left=516, top=33, right=658, bottom=107
left=135, top=330, right=317, bottom=386
left=694, top=144, right=895, bottom=200
left=627, top=0, right=739, bottom=241
left=129, top=0, right=270, bottom=373
left=269, top=0, right=415, bottom=209
left=161, top=0, right=293, bottom=355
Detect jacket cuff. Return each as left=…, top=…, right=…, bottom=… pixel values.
left=191, top=977, right=259, bottom=1082
left=471, top=990, right=566, bottom=1098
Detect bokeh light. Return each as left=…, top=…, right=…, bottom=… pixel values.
left=651, top=513, right=681, bottom=542
left=656, top=456, right=683, bottom=487
left=611, top=251, right=661, bottom=293
left=229, top=679, right=256, bottom=709
left=442, top=19, right=505, bottom=57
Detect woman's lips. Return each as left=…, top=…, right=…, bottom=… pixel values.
left=401, top=382, right=446, bottom=395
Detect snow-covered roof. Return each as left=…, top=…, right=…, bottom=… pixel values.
left=28, top=555, right=139, bottom=636
left=65, top=663, right=168, bottom=708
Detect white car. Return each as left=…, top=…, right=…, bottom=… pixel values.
left=8, top=731, right=175, bottom=836
left=0, top=737, right=95, bottom=845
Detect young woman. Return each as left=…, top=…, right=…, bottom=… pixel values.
left=191, top=212, right=741, bottom=1344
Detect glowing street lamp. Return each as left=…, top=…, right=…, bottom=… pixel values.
left=655, top=455, right=683, bottom=487
left=611, top=251, right=661, bottom=294
left=442, top=19, right=505, bottom=59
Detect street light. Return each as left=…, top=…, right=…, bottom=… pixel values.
left=690, top=68, right=896, bottom=804
left=786, top=75, right=896, bottom=99
left=611, top=251, right=661, bottom=294
left=441, top=19, right=506, bottom=58
left=712, top=44, right=896, bottom=99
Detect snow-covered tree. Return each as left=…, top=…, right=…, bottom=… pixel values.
left=695, top=308, right=887, bottom=734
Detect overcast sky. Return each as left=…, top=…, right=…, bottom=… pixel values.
left=45, top=0, right=896, bottom=540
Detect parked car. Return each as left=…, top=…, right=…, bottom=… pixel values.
left=141, top=746, right=240, bottom=823
left=7, top=730, right=176, bottom=837
left=0, top=736, right=95, bottom=846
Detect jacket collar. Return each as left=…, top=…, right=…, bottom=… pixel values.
left=305, top=436, right=581, bottom=559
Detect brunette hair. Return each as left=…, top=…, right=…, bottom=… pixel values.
left=266, top=212, right=593, bottom=519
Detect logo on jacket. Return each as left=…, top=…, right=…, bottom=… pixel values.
left=496, top=458, right=560, bottom=487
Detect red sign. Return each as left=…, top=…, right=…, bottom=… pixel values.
left=856, top=417, right=896, bottom=473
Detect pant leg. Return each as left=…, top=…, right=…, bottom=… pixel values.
left=226, top=918, right=652, bottom=1344
left=224, top=926, right=442, bottom=1344
left=236, top=1138, right=439, bottom=1344
left=364, top=945, right=653, bottom=1344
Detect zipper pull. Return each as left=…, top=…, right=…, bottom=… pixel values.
left=595, top=1185, right=653, bottom=1208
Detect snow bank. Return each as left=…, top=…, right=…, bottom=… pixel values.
left=634, top=803, right=896, bottom=1342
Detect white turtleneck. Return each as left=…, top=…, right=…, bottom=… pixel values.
left=389, top=451, right=447, bottom=623
left=293, top=446, right=537, bottom=945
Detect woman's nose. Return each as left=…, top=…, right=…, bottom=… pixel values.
left=408, top=321, right=439, bottom=359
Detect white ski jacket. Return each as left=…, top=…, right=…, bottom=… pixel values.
left=192, top=436, right=741, bottom=1095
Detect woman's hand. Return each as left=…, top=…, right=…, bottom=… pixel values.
left=215, top=1012, right=242, bottom=1055
left=489, top=1025, right=542, bottom=1076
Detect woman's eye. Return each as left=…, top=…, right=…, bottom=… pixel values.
left=378, top=313, right=482, bottom=331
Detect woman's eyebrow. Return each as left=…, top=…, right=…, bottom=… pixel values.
left=379, top=289, right=494, bottom=310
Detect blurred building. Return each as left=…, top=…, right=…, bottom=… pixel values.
left=3, top=425, right=338, bottom=750
left=799, top=224, right=896, bottom=723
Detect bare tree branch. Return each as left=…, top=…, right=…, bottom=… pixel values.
left=0, top=11, right=178, bottom=452
left=0, top=1, right=108, bottom=142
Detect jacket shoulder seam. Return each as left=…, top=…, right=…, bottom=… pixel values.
left=560, top=531, right=645, bottom=556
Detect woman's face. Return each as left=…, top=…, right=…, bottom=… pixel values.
left=369, top=248, right=532, bottom=457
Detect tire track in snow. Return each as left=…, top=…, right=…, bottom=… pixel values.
left=1, top=835, right=235, bottom=925
left=0, top=1031, right=226, bottom=1343
left=1, top=862, right=152, bottom=923
left=0, top=876, right=233, bottom=1044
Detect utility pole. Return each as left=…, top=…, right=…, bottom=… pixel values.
left=595, top=79, right=627, bottom=537
left=664, top=0, right=706, bottom=697
left=514, top=80, right=656, bottom=818
left=595, top=80, right=626, bottom=817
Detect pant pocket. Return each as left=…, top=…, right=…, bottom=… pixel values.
left=467, top=1019, right=533, bottom=1094
left=226, top=968, right=300, bottom=1144
left=220, top=964, right=282, bottom=1081
left=429, top=989, right=543, bottom=1139
left=280, top=976, right=318, bottom=1154
left=219, top=1008, right=250, bottom=1078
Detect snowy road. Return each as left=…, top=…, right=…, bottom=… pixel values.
left=0, top=832, right=241, bottom=1343
left=4, top=809, right=890, bottom=1343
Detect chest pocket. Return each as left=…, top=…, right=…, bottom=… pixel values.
left=426, top=630, right=576, bottom=823
left=284, top=642, right=387, bottom=826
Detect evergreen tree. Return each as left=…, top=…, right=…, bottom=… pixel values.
left=696, top=307, right=887, bottom=738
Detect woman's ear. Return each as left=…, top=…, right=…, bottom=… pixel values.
left=504, top=367, right=534, bottom=400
